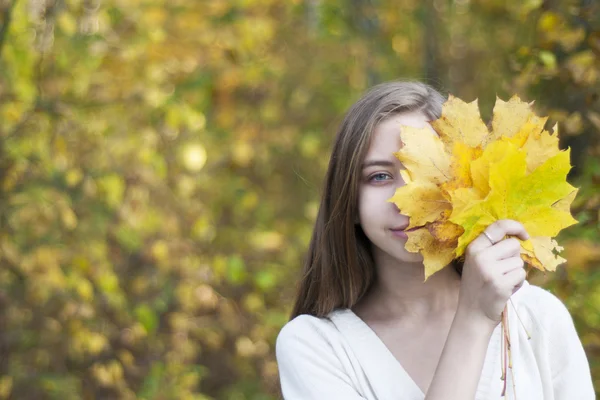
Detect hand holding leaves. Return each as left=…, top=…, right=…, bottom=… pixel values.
left=389, top=95, right=578, bottom=281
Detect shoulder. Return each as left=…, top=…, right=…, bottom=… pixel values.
left=512, top=280, right=576, bottom=335
left=514, top=280, right=570, bottom=313
left=277, top=313, right=339, bottom=339
left=275, top=312, right=355, bottom=380
left=515, top=283, right=595, bottom=396
left=275, top=312, right=370, bottom=398
left=276, top=313, right=343, bottom=356
left=515, top=280, right=565, bottom=306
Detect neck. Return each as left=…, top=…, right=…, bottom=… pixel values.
left=355, top=251, right=461, bottom=323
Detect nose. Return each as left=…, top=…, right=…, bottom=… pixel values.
left=390, top=196, right=401, bottom=213
left=397, top=169, right=410, bottom=187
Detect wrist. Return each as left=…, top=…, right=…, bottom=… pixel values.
left=453, top=307, right=498, bottom=338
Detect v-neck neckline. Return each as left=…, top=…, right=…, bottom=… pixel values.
left=329, top=308, right=503, bottom=399
left=342, top=309, right=427, bottom=397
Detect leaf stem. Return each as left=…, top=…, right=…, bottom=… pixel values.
left=501, top=307, right=508, bottom=397
left=511, top=362, right=517, bottom=399
left=500, top=319, right=505, bottom=379
left=509, top=298, right=531, bottom=339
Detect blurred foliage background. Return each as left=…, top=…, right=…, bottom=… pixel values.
left=0, top=0, right=598, bottom=398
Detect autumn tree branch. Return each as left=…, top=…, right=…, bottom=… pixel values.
left=0, top=257, right=26, bottom=284
left=0, top=0, right=19, bottom=59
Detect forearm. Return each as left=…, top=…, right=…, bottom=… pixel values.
left=425, top=310, right=496, bottom=400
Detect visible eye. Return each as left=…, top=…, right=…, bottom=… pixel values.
left=368, top=172, right=393, bottom=183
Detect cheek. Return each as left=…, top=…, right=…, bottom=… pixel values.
left=358, top=186, right=395, bottom=222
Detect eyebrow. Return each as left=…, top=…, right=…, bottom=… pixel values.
left=362, top=160, right=396, bottom=169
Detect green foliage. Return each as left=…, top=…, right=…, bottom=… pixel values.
left=0, top=0, right=598, bottom=398
left=507, top=1, right=600, bottom=392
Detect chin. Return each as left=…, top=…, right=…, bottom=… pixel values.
left=400, top=252, right=424, bottom=263
left=378, top=244, right=424, bottom=263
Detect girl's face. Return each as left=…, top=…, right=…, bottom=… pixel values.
left=358, top=111, right=436, bottom=264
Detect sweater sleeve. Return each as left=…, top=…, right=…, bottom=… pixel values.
left=542, top=290, right=596, bottom=399
left=276, top=315, right=366, bottom=400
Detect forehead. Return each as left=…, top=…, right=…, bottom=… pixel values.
left=366, top=111, right=434, bottom=157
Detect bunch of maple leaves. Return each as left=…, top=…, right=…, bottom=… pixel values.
left=390, top=95, right=577, bottom=280
left=389, top=95, right=579, bottom=396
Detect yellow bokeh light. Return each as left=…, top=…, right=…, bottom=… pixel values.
left=181, top=143, right=207, bottom=172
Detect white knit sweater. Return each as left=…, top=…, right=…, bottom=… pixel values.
left=276, top=281, right=595, bottom=399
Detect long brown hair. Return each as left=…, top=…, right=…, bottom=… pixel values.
left=290, top=80, right=459, bottom=319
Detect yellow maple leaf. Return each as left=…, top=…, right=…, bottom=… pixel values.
left=431, top=95, right=489, bottom=149
left=390, top=95, right=578, bottom=281
left=486, top=96, right=537, bottom=144
left=450, top=142, right=577, bottom=257
left=441, top=142, right=483, bottom=194
left=521, top=236, right=566, bottom=272
left=388, top=180, right=450, bottom=230
left=405, top=228, right=456, bottom=279
left=522, top=123, right=561, bottom=173
left=392, top=125, right=451, bottom=184
left=428, top=215, right=465, bottom=246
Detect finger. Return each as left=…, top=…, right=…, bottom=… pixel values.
left=501, top=266, right=527, bottom=290
left=487, top=238, right=523, bottom=261
left=483, top=257, right=524, bottom=280
left=493, top=255, right=525, bottom=275
left=467, top=231, right=501, bottom=255
left=467, top=219, right=529, bottom=254
left=512, top=280, right=525, bottom=295
left=486, top=219, right=530, bottom=243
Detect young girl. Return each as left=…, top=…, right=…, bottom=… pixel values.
left=275, top=81, right=595, bottom=400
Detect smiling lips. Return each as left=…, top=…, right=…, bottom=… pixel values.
left=390, top=225, right=421, bottom=239
left=391, top=226, right=421, bottom=232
